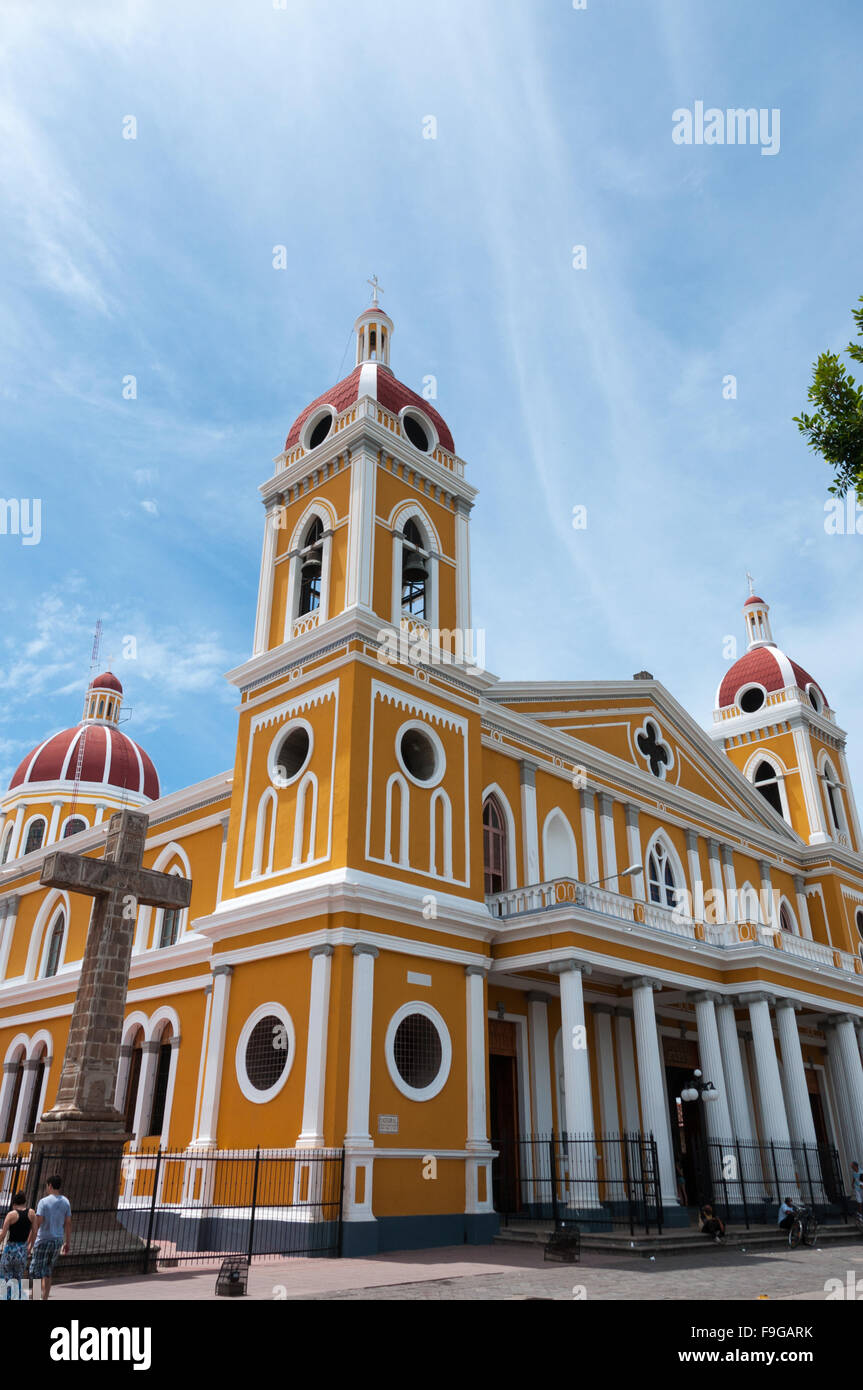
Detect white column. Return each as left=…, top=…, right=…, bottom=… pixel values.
left=592, top=1007, right=619, bottom=1134
left=47, top=800, right=63, bottom=844
left=614, top=1014, right=641, bottom=1133
left=825, top=1029, right=855, bottom=1173
left=345, top=944, right=377, bottom=1147
left=684, top=830, right=702, bottom=920
left=715, top=1001, right=754, bottom=1143
left=454, top=496, right=472, bottom=634
left=345, top=449, right=376, bottom=612
left=597, top=793, right=617, bottom=886
left=759, top=859, right=776, bottom=932
left=629, top=977, right=678, bottom=1206
left=519, top=762, right=540, bottom=886
left=706, top=838, right=726, bottom=925
left=215, top=815, right=230, bottom=907
left=7, top=804, right=26, bottom=862
left=8, top=1059, right=41, bottom=1152
left=343, top=943, right=377, bottom=1224
left=624, top=806, right=645, bottom=899
left=747, top=996, right=791, bottom=1144
left=193, top=964, right=233, bottom=1148
left=831, top=1015, right=863, bottom=1165
left=253, top=499, right=281, bottom=654
left=297, top=945, right=333, bottom=1147
left=793, top=875, right=813, bottom=939
left=774, top=1000, right=823, bottom=1199
left=550, top=960, right=598, bottom=1208
left=527, top=993, right=554, bottom=1135
left=721, top=845, right=739, bottom=922
left=579, top=790, right=600, bottom=885
left=132, top=1041, right=161, bottom=1145
left=692, top=993, right=733, bottom=1142
left=465, top=966, right=489, bottom=1150
left=0, top=895, right=19, bottom=981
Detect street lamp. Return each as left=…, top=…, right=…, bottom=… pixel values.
left=588, top=864, right=645, bottom=888
left=678, top=1069, right=719, bottom=1105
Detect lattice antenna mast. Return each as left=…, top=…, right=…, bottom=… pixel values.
left=69, top=619, right=103, bottom=819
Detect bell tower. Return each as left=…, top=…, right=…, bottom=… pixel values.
left=250, top=291, right=478, bottom=667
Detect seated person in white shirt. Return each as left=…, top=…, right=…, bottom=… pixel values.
left=777, top=1197, right=796, bottom=1230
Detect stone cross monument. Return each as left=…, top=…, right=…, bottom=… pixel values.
left=27, top=809, right=192, bottom=1277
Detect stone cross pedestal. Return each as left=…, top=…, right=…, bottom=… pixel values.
left=26, top=809, right=192, bottom=1279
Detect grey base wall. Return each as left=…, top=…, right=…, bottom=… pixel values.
left=341, top=1212, right=499, bottom=1257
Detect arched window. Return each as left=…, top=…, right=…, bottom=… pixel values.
left=158, top=909, right=180, bottom=949
left=542, top=810, right=578, bottom=882
left=646, top=839, right=680, bottom=909
left=63, top=817, right=87, bottom=839
left=401, top=519, right=429, bottom=618
left=779, top=901, right=795, bottom=934
left=822, top=759, right=846, bottom=833
left=483, top=796, right=508, bottom=895
left=298, top=517, right=324, bottom=616
left=147, top=1027, right=173, bottom=1138
left=25, top=1047, right=47, bottom=1134
left=24, top=819, right=46, bottom=855
left=2, top=1052, right=24, bottom=1144
left=123, top=1029, right=144, bottom=1133
left=0, top=824, right=13, bottom=864
left=43, top=914, right=65, bottom=978
left=753, top=759, right=784, bottom=817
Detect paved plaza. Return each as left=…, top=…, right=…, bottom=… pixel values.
left=41, top=1239, right=863, bottom=1302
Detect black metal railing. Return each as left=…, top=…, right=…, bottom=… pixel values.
left=0, top=1146, right=344, bottom=1280
left=492, top=1132, right=663, bottom=1235
left=687, top=1137, right=844, bottom=1229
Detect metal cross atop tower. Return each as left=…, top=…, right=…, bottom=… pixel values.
left=746, top=571, right=756, bottom=597
left=367, top=274, right=384, bottom=305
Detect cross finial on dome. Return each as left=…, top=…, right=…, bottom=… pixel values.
left=367, top=274, right=384, bottom=306
left=746, top=570, right=755, bottom=597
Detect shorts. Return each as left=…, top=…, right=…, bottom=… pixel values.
left=0, top=1242, right=29, bottom=1286
left=29, top=1238, right=63, bottom=1279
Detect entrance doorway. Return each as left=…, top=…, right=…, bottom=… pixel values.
left=489, top=1019, right=520, bottom=1212
left=666, top=1064, right=708, bottom=1206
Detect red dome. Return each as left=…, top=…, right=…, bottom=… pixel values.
left=717, top=646, right=826, bottom=710
left=285, top=363, right=455, bottom=454
left=744, top=595, right=766, bottom=607
left=89, top=671, right=123, bottom=693
left=9, top=724, right=159, bottom=799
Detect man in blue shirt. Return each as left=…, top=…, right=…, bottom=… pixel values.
left=29, top=1175, right=72, bottom=1300
left=777, top=1196, right=796, bottom=1230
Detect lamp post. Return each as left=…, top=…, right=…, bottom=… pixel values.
left=678, top=1069, right=719, bottom=1105
left=588, top=863, right=644, bottom=889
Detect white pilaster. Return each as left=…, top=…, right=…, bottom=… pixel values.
left=624, top=805, right=645, bottom=899
left=629, top=977, right=677, bottom=1206
left=454, top=497, right=472, bottom=634
left=597, top=793, right=617, bottom=886
left=193, top=964, right=233, bottom=1148
left=0, top=895, right=20, bottom=982
left=345, top=449, right=376, bottom=612
left=253, top=501, right=281, bottom=654
left=465, top=966, right=489, bottom=1151
left=527, top=993, right=554, bottom=1135
left=297, top=945, right=334, bottom=1147
left=579, top=789, right=599, bottom=885
left=706, top=838, right=726, bottom=924
left=793, top=875, right=813, bottom=940
left=345, top=944, right=377, bottom=1147
left=519, top=762, right=540, bottom=887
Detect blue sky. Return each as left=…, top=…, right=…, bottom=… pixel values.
left=1, top=0, right=862, bottom=799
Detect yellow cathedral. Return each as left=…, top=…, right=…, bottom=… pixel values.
left=3, top=299, right=863, bottom=1255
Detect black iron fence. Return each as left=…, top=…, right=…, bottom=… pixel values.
left=0, top=1146, right=344, bottom=1280
left=493, top=1132, right=663, bottom=1235
left=687, top=1137, right=844, bottom=1229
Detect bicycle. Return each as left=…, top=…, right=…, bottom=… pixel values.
left=787, top=1204, right=818, bottom=1249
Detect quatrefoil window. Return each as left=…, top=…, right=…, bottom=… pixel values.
left=635, top=719, right=672, bottom=780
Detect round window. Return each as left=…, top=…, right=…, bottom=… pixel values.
left=306, top=410, right=333, bottom=450
left=393, top=1013, right=441, bottom=1088
left=739, top=686, right=765, bottom=714
left=808, top=685, right=823, bottom=713
left=273, top=725, right=311, bottom=785
left=403, top=413, right=430, bottom=452
left=398, top=725, right=441, bottom=784
left=245, top=1015, right=289, bottom=1091
left=385, top=1003, right=452, bottom=1100
left=236, top=1005, right=295, bottom=1103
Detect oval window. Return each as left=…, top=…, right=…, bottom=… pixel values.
left=274, top=725, right=311, bottom=784
left=306, top=410, right=333, bottom=450
left=393, top=1013, right=443, bottom=1089
left=399, top=726, right=438, bottom=782
left=739, top=686, right=765, bottom=714
left=403, top=414, right=430, bottom=452
left=244, top=1014, right=289, bottom=1092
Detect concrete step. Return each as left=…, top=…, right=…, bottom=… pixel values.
left=495, top=1222, right=860, bottom=1258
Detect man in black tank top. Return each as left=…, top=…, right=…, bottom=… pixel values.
left=0, top=1191, right=33, bottom=1300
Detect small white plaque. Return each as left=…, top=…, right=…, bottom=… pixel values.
left=378, top=1114, right=399, bottom=1134
left=407, top=971, right=432, bottom=987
